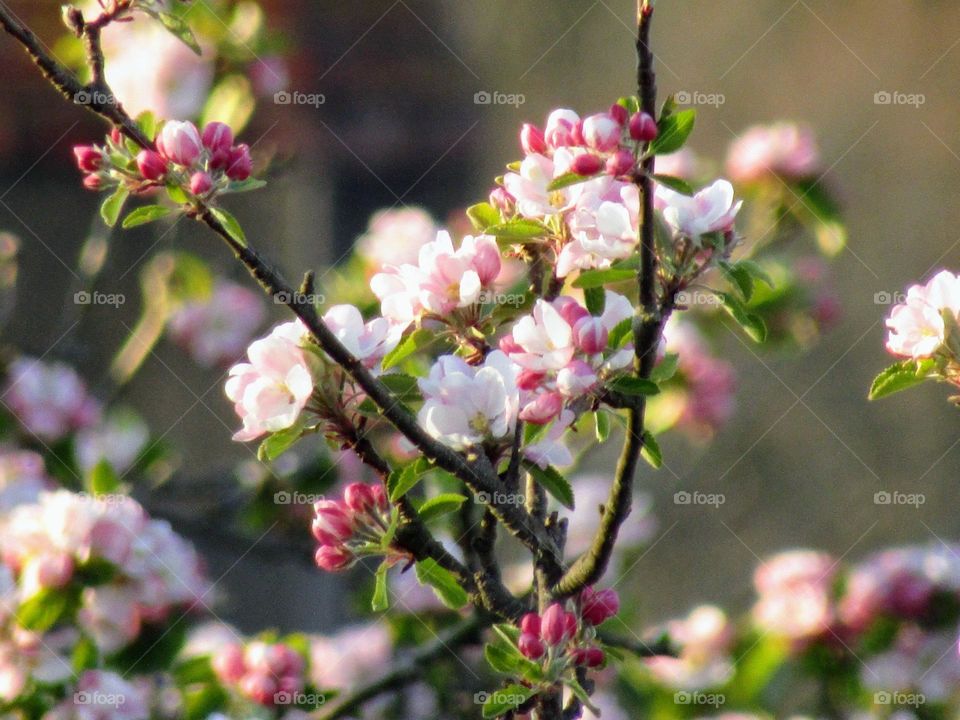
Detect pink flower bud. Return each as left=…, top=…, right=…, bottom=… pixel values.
left=519, top=392, right=564, bottom=425
left=314, top=544, right=354, bottom=571
left=202, top=121, right=234, bottom=156
left=571, top=153, right=603, bottom=176
left=516, top=369, right=546, bottom=391
left=189, top=171, right=213, bottom=195
left=370, top=483, right=389, bottom=512
left=344, top=482, right=376, bottom=513
left=518, top=632, right=546, bottom=660
left=554, top=297, right=589, bottom=328
left=571, top=121, right=585, bottom=146
left=312, top=500, right=354, bottom=541
left=606, top=149, right=635, bottom=177
left=609, top=103, right=629, bottom=126
left=564, top=611, right=578, bottom=638
left=582, top=113, right=622, bottom=152
left=472, top=238, right=501, bottom=285
left=136, top=150, right=167, bottom=181
left=580, top=586, right=620, bottom=626
left=489, top=186, right=513, bottom=213
left=157, top=120, right=202, bottom=166
left=73, top=145, right=102, bottom=173
left=82, top=174, right=103, bottom=191
left=226, top=144, right=253, bottom=181
left=109, top=128, right=123, bottom=145
left=33, top=553, right=73, bottom=589
left=520, top=612, right=541, bottom=637
left=545, top=109, right=580, bottom=148
left=557, top=359, right=599, bottom=396
left=541, top=603, right=570, bottom=646
left=574, top=317, right=608, bottom=354
left=212, top=643, right=247, bottom=683
left=584, top=646, right=604, bottom=667
left=629, top=112, right=658, bottom=142
left=520, top=123, right=547, bottom=155
left=239, top=671, right=277, bottom=706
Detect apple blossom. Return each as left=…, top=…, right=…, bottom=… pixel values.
left=226, top=143, right=253, bottom=181
left=358, top=207, right=437, bottom=269
left=544, top=108, right=581, bottom=148
left=656, top=178, right=742, bottom=238
left=885, top=270, right=960, bottom=359
left=726, top=122, right=820, bottom=183
left=582, top=112, right=622, bottom=152
left=156, top=120, right=203, bottom=166
left=322, top=304, right=401, bottom=371
left=752, top=550, right=837, bottom=642
left=559, top=179, right=639, bottom=277
left=4, top=357, right=101, bottom=441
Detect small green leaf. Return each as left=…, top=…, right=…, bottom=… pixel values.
left=868, top=360, right=935, bottom=400
left=257, top=424, right=305, bottom=461
left=225, top=178, right=267, bottom=194
left=616, top=96, right=640, bottom=114
left=100, top=186, right=129, bottom=227
left=572, top=267, right=636, bottom=289
left=734, top=259, right=774, bottom=289
left=650, top=109, right=696, bottom=155
left=467, top=202, right=501, bottom=231
left=379, top=373, right=422, bottom=402
left=608, top=317, right=634, bottom=349
left=484, top=643, right=521, bottom=674
left=652, top=174, right=693, bottom=195
left=594, top=411, right=610, bottom=442
left=414, top=558, right=468, bottom=609
left=153, top=10, right=201, bottom=54
left=640, top=431, right=663, bottom=469
left=166, top=184, right=189, bottom=204
left=718, top=292, right=767, bottom=343
left=371, top=562, right=389, bottom=611
left=650, top=353, right=679, bottom=383
left=135, top=111, right=158, bottom=141
left=388, top=458, right=428, bottom=502
left=482, top=685, right=536, bottom=719
left=172, top=656, right=217, bottom=685
left=122, top=204, right=171, bottom=229
left=547, top=171, right=599, bottom=192
left=382, top=328, right=434, bottom=371
left=417, top=493, right=467, bottom=522
left=523, top=461, right=574, bottom=509
left=583, top=286, right=605, bottom=315
left=608, top=376, right=660, bottom=396
left=17, top=586, right=80, bottom=632
left=87, top=459, right=120, bottom=496
left=485, top=219, right=551, bottom=241
left=719, top=260, right=755, bottom=302
left=493, top=623, right=521, bottom=647
left=209, top=207, right=246, bottom=247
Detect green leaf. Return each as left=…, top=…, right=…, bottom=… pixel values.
left=167, top=184, right=189, bottom=204
left=257, top=424, right=305, bottom=461
left=572, top=267, right=636, bottom=289
left=71, top=635, right=99, bottom=673
left=87, top=459, right=120, bottom=496
left=74, top=558, right=118, bottom=586
left=17, top=586, right=80, bottom=632
left=565, top=678, right=600, bottom=715
left=371, top=562, right=389, bottom=611
left=172, top=656, right=217, bottom=685
left=523, top=461, right=574, bottom=510
left=652, top=174, right=693, bottom=195
left=182, top=685, right=228, bottom=720
left=225, top=178, right=267, bottom=194
left=382, top=327, right=434, bottom=371
left=608, top=317, right=634, bottom=349
left=650, top=353, right=679, bottom=383
left=467, top=202, right=501, bottom=231
left=733, top=259, right=774, bottom=289
left=122, top=204, right=171, bottom=229
left=484, top=643, right=522, bottom=674
left=153, top=10, right=202, bottom=54
left=650, top=109, right=696, bottom=155
left=108, top=620, right=187, bottom=673
left=414, top=558, right=469, bottom=609
left=547, top=171, right=599, bottom=192
left=417, top=493, right=467, bottom=522
left=868, top=360, right=935, bottom=400
left=719, top=260, right=755, bottom=302
left=482, top=684, right=537, bottom=718
left=100, top=186, right=129, bottom=227
left=209, top=207, right=246, bottom=247
left=388, top=458, right=428, bottom=502
left=616, top=96, right=640, bottom=114
left=493, top=623, right=521, bottom=647
left=608, top=376, right=660, bottom=396
left=594, top=411, right=610, bottom=442
left=718, top=292, right=767, bottom=343
left=485, top=219, right=551, bottom=241
left=135, top=111, right=158, bottom=141
left=583, top=286, right=605, bottom=315
left=641, top=431, right=663, bottom=469
left=379, top=373, right=422, bottom=402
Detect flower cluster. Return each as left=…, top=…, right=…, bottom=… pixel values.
left=212, top=639, right=307, bottom=706
left=357, top=207, right=438, bottom=269
left=644, top=605, right=735, bottom=690
left=884, top=270, right=960, bottom=360
left=43, top=670, right=149, bottom=720
left=311, top=482, right=395, bottom=571
left=74, top=119, right=251, bottom=198
left=0, top=490, right=209, bottom=655
left=751, top=550, right=837, bottom=645
left=726, top=122, right=821, bottom=184
left=4, top=357, right=102, bottom=441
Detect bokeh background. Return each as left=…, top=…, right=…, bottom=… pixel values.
left=2, top=0, right=960, bottom=635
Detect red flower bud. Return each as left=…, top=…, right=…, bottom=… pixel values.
left=606, top=149, right=635, bottom=177
left=520, top=123, right=547, bottom=155
left=82, top=174, right=104, bottom=191
left=489, top=186, right=513, bottom=213
left=554, top=296, right=589, bottom=328
left=519, top=392, right=564, bottom=425
left=516, top=369, right=546, bottom=391
left=518, top=632, right=546, bottom=660
left=541, top=603, right=570, bottom=646
left=212, top=643, right=246, bottom=682
left=73, top=145, right=102, bottom=173
left=314, top=544, right=353, bottom=571
left=573, top=317, right=608, bottom=354
left=580, top=586, right=620, bottom=626
left=312, top=500, right=354, bottom=541
left=136, top=150, right=167, bottom=181
left=226, top=143, right=253, bottom=181
left=189, top=171, right=213, bottom=195
left=202, top=121, right=234, bottom=155
left=343, top=482, right=377, bottom=513
left=520, top=612, right=541, bottom=637
left=572, top=154, right=603, bottom=176
left=157, top=120, right=202, bottom=166
left=629, top=112, right=658, bottom=142
left=609, top=103, right=629, bottom=126
left=584, top=646, right=605, bottom=667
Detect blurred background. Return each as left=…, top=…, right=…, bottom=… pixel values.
left=1, top=0, right=960, bottom=637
